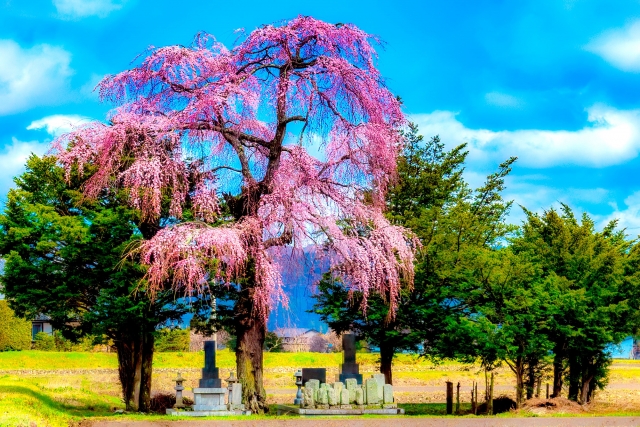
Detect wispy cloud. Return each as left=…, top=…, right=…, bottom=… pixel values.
left=586, top=20, right=640, bottom=72
left=0, top=137, right=49, bottom=199
left=411, top=104, right=640, bottom=168
left=596, top=191, right=640, bottom=235
left=0, top=40, right=73, bottom=116
left=53, top=0, right=127, bottom=19
left=27, top=114, right=92, bottom=137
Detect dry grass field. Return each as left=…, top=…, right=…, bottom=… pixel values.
left=2, top=350, right=640, bottom=426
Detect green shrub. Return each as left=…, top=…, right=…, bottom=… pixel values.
left=0, top=300, right=31, bottom=351
left=155, top=328, right=189, bottom=352
left=33, top=332, right=56, bottom=351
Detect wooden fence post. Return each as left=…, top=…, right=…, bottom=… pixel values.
left=446, top=381, right=453, bottom=415
left=456, top=382, right=460, bottom=414
left=546, top=383, right=550, bottom=399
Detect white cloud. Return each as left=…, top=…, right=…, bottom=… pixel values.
left=53, top=0, right=127, bottom=19
left=586, top=20, right=640, bottom=72
left=597, top=191, right=640, bottom=234
left=411, top=104, right=640, bottom=168
left=485, top=91, right=523, bottom=108
left=27, top=114, right=92, bottom=137
left=0, top=40, right=73, bottom=116
left=0, top=137, right=49, bottom=199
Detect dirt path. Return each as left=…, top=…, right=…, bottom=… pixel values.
left=89, top=417, right=640, bottom=427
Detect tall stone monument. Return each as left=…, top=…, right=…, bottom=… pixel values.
left=338, top=334, right=363, bottom=384
left=192, top=340, right=226, bottom=411
left=199, top=340, right=222, bottom=388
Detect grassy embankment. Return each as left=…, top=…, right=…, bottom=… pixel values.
left=1, top=350, right=640, bottom=426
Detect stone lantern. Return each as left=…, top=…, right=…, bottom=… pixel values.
left=226, top=371, right=244, bottom=410
left=173, top=372, right=185, bottom=409
left=294, top=369, right=303, bottom=405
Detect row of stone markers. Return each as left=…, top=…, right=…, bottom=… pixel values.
left=302, top=374, right=396, bottom=408
left=275, top=334, right=403, bottom=415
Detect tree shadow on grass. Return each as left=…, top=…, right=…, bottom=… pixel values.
left=0, top=385, right=116, bottom=418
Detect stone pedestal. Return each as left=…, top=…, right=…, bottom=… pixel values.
left=192, top=387, right=227, bottom=411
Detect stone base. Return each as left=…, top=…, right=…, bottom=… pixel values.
left=166, top=408, right=251, bottom=416
left=275, top=404, right=404, bottom=416
left=383, top=404, right=398, bottom=409
left=192, top=404, right=227, bottom=411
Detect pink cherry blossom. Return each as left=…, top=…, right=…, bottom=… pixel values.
left=53, top=15, right=417, bottom=318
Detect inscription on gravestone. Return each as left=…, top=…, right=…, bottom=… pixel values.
left=338, top=333, right=363, bottom=384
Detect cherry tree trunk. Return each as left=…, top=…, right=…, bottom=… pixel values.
left=234, top=268, right=268, bottom=413
left=379, top=341, right=395, bottom=385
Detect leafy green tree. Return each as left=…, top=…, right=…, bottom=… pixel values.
left=512, top=205, right=640, bottom=403
left=0, top=155, right=204, bottom=411
left=446, top=248, right=553, bottom=407
left=0, top=300, right=31, bottom=351
left=313, top=123, right=517, bottom=384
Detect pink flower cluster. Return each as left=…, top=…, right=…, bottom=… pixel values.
left=53, top=15, right=416, bottom=317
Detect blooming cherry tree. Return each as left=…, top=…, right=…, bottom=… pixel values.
left=54, top=16, right=416, bottom=411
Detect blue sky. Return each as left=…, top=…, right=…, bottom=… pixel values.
left=2, top=0, right=640, bottom=232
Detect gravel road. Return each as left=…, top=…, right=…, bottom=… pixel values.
left=90, top=417, right=640, bottom=427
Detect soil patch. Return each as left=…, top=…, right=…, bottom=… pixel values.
left=522, top=396, right=587, bottom=415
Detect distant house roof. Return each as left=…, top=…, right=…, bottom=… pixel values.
left=274, top=328, right=320, bottom=338
left=33, top=314, right=51, bottom=321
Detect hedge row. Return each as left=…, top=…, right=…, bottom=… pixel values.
left=0, top=300, right=31, bottom=351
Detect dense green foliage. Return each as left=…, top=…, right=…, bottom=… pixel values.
left=0, top=300, right=31, bottom=351
left=154, top=328, right=190, bottom=352
left=0, top=155, right=203, bottom=410
left=312, top=123, right=640, bottom=405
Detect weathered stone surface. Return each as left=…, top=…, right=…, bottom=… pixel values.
left=317, top=387, right=328, bottom=405
left=383, top=384, right=394, bottom=404
left=305, top=379, right=320, bottom=392
left=328, top=387, right=338, bottom=406
left=302, top=387, right=315, bottom=408
left=373, top=374, right=385, bottom=398
left=365, top=378, right=380, bottom=404
left=345, top=378, right=357, bottom=403
left=355, top=387, right=364, bottom=405
left=340, top=388, right=350, bottom=405
left=333, top=381, right=344, bottom=393
left=320, top=382, right=329, bottom=389
left=230, top=384, right=243, bottom=405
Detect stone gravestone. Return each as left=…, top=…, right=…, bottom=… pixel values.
left=199, top=340, right=222, bottom=388
left=302, top=368, right=326, bottom=385
left=373, top=374, right=385, bottom=400
left=338, top=334, right=363, bottom=384
left=327, top=387, right=338, bottom=406
left=302, top=387, right=315, bottom=408
left=340, top=388, right=350, bottom=406
left=192, top=340, right=226, bottom=411
left=383, top=384, right=394, bottom=404
left=345, top=378, right=358, bottom=403
left=365, top=378, right=380, bottom=404
left=355, top=387, right=364, bottom=406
